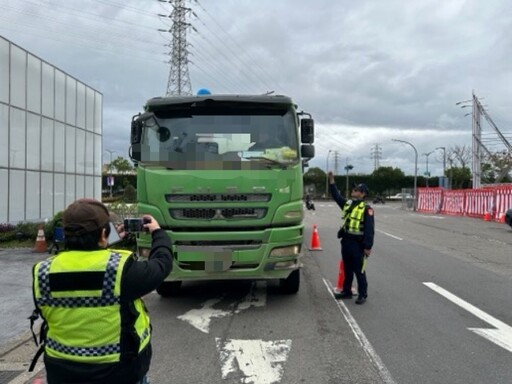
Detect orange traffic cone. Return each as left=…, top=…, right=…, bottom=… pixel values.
left=308, top=225, right=322, bottom=251
left=483, top=211, right=491, bottom=221
left=334, top=260, right=345, bottom=294
left=33, top=224, right=47, bottom=253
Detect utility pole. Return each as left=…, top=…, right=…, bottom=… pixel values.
left=344, top=160, right=354, bottom=199
left=370, top=144, right=382, bottom=171
left=158, top=0, right=193, bottom=96
left=333, top=150, right=340, bottom=175
left=105, top=149, right=116, bottom=198
left=325, top=150, right=332, bottom=196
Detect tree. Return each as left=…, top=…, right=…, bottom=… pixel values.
left=111, top=156, right=134, bottom=174
left=123, top=184, right=137, bottom=203
left=371, top=166, right=405, bottom=196
left=446, top=166, right=471, bottom=189
left=448, top=145, right=471, bottom=169
left=481, top=151, right=512, bottom=184
left=303, top=167, right=327, bottom=197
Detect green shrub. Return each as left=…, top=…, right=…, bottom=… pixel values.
left=123, top=185, right=137, bottom=203
left=0, top=223, right=15, bottom=233
left=15, top=222, right=41, bottom=240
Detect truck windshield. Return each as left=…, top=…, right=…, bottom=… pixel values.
left=139, top=107, right=299, bottom=170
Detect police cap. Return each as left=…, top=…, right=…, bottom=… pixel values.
left=353, top=183, right=369, bottom=196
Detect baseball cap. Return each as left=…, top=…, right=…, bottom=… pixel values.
left=353, top=183, right=369, bottom=195
left=63, top=199, right=111, bottom=236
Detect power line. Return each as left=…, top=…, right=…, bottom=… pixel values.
left=193, top=0, right=280, bottom=90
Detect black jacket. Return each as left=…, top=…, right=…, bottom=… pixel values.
left=43, top=229, right=173, bottom=384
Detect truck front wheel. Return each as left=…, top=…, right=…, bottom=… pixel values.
left=278, top=269, right=300, bottom=294
left=156, top=281, right=182, bottom=297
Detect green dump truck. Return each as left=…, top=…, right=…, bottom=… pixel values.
left=129, top=93, right=315, bottom=296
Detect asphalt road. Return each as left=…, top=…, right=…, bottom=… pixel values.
left=1, top=202, right=511, bottom=384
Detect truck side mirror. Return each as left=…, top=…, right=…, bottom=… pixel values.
left=300, top=118, right=314, bottom=143
left=301, top=144, right=315, bottom=159
left=131, top=116, right=142, bottom=145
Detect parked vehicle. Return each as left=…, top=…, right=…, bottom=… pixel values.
left=129, top=93, right=315, bottom=296
left=388, top=193, right=413, bottom=201
left=505, top=209, right=512, bottom=228
left=373, top=195, right=385, bottom=204
left=305, top=194, right=315, bottom=210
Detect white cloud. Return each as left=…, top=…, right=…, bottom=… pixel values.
left=0, top=0, right=509, bottom=173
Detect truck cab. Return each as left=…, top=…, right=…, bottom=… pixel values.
left=130, top=94, right=314, bottom=296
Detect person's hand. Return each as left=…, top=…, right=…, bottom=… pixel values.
left=142, top=215, right=160, bottom=233
left=364, top=249, right=371, bottom=257
left=115, top=223, right=126, bottom=240
left=328, top=171, right=334, bottom=184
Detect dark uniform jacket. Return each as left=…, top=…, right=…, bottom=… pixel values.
left=42, top=229, right=173, bottom=384
left=329, top=183, right=375, bottom=250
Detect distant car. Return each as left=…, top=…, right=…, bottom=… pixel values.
left=388, top=193, right=413, bottom=201
left=506, top=209, right=512, bottom=228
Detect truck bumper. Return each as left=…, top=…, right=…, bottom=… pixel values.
left=137, top=224, right=304, bottom=281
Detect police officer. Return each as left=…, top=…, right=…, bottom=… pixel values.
left=31, top=199, right=173, bottom=384
left=328, top=172, right=374, bottom=304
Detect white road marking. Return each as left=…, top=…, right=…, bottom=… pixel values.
left=322, top=279, right=398, bottom=384
left=411, top=213, right=445, bottom=219
left=424, top=282, right=512, bottom=353
left=376, top=229, right=403, bottom=240
left=215, top=338, right=291, bottom=384
left=177, top=281, right=266, bottom=333
left=0, top=362, right=44, bottom=384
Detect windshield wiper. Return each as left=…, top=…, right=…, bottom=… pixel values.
left=241, top=155, right=289, bottom=169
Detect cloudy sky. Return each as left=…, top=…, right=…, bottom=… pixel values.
left=1, top=0, right=510, bottom=177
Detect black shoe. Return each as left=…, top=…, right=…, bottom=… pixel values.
left=355, top=296, right=367, bottom=305
left=334, top=291, right=353, bottom=300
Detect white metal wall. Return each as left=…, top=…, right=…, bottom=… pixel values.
left=0, top=36, right=103, bottom=223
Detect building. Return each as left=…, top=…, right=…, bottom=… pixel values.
left=0, top=35, right=103, bottom=223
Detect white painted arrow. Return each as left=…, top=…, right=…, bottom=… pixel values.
left=216, top=338, right=292, bottom=384
left=177, top=281, right=267, bottom=333
left=424, top=282, right=512, bottom=353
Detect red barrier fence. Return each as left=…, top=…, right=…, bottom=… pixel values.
left=416, top=185, right=512, bottom=221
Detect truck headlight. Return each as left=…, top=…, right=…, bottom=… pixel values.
left=269, top=245, right=300, bottom=257
left=284, top=210, right=303, bottom=220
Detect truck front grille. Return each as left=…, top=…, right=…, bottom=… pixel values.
left=170, top=208, right=267, bottom=220
left=166, top=193, right=271, bottom=203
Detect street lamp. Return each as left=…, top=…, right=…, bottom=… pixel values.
left=435, top=146, right=446, bottom=184
left=422, top=151, right=434, bottom=188
left=422, top=150, right=434, bottom=187
left=392, top=139, right=418, bottom=211
left=325, top=149, right=332, bottom=197
left=104, top=149, right=116, bottom=198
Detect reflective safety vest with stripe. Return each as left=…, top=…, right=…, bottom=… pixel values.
left=33, top=249, right=151, bottom=364
left=342, top=201, right=366, bottom=236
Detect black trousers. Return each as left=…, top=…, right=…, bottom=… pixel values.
left=341, top=237, right=368, bottom=297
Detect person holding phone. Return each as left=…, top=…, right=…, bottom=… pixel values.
left=30, top=198, right=172, bottom=384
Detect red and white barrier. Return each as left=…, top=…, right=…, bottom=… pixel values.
left=416, top=185, right=512, bottom=221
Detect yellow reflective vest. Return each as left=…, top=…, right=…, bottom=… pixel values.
left=33, top=249, right=151, bottom=364
left=342, top=200, right=366, bottom=236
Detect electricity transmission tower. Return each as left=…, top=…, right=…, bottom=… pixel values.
left=370, top=144, right=382, bottom=171
left=457, top=91, right=512, bottom=187
left=159, top=0, right=193, bottom=96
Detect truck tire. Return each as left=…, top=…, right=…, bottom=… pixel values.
left=156, top=281, right=182, bottom=297
left=278, top=269, right=300, bottom=294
